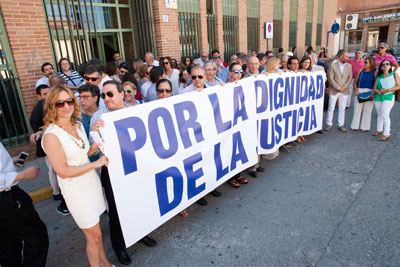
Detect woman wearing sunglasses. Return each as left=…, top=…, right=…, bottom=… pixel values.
left=42, top=85, right=113, bottom=266
left=226, top=62, right=248, bottom=187
left=161, top=56, right=180, bottom=94
left=122, top=81, right=140, bottom=106
left=372, top=60, right=400, bottom=141
left=350, top=57, right=376, bottom=132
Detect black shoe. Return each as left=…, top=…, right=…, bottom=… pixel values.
left=279, top=146, right=289, bottom=153
left=53, top=194, right=62, bottom=201
left=210, top=189, right=222, bottom=197
left=197, top=197, right=208, bottom=206
left=249, top=171, right=258, bottom=178
left=256, top=166, right=265, bottom=172
left=317, top=130, right=324, bottom=134
left=56, top=204, right=69, bottom=216
left=140, top=235, right=157, bottom=247
left=117, top=250, right=132, bottom=265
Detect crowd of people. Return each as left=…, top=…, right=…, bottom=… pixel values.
left=1, top=43, right=400, bottom=266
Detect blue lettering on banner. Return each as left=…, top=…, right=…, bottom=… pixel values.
left=310, top=105, right=317, bottom=130
left=148, top=108, right=179, bottom=159
left=114, top=117, right=146, bottom=175
left=291, top=109, right=298, bottom=137
left=230, top=131, right=249, bottom=170
left=274, top=77, right=284, bottom=110
left=297, top=107, right=304, bottom=132
left=259, top=118, right=275, bottom=149
left=155, top=167, right=183, bottom=216
left=275, top=114, right=282, bottom=143
left=269, top=79, right=274, bottom=112
left=208, top=93, right=232, bottom=134
left=174, top=101, right=205, bottom=149
left=184, top=152, right=205, bottom=199
left=308, top=76, right=316, bottom=101
left=255, top=80, right=268, bottom=114
left=214, top=142, right=229, bottom=181
left=316, top=75, right=324, bottom=99
left=233, top=86, right=248, bottom=126
left=300, top=76, right=308, bottom=103
left=295, top=76, right=301, bottom=104
left=282, top=111, right=292, bottom=139
left=284, top=76, right=295, bottom=107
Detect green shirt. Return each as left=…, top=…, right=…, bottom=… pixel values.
left=375, top=72, right=395, bottom=102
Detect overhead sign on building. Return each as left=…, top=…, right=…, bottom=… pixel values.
left=362, top=12, right=400, bottom=24
left=265, top=22, right=273, bottom=39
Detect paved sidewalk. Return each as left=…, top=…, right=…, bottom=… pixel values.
left=25, top=101, right=400, bottom=266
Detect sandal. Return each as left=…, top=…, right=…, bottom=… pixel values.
left=235, top=176, right=248, bottom=184
left=296, top=136, right=303, bottom=143
left=180, top=210, right=189, bottom=218
left=378, top=135, right=390, bottom=141
left=372, top=131, right=383, bottom=136
left=228, top=179, right=240, bottom=188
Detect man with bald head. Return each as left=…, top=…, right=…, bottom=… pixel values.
left=245, top=56, right=265, bottom=77
left=196, top=51, right=209, bottom=67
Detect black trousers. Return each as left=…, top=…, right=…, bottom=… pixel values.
left=0, top=186, right=49, bottom=267
left=101, top=166, right=126, bottom=255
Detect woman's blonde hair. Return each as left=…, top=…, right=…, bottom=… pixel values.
left=122, top=81, right=137, bottom=91
left=266, top=57, right=280, bottom=73
left=42, top=85, right=81, bottom=131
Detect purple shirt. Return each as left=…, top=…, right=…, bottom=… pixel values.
left=373, top=53, right=397, bottom=69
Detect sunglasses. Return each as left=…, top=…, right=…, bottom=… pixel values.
left=55, top=98, right=74, bottom=108
left=84, top=76, right=99, bottom=82
left=233, top=69, right=244, bottom=74
left=378, top=47, right=385, bottom=49
left=191, top=75, right=204, bottom=80
left=78, top=95, right=94, bottom=100
left=213, top=56, right=221, bottom=60
left=125, top=89, right=135, bottom=94
left=163, top=61, right=169, bottom=65
left=100, top=91, right=115, bottom=99
left=156, top=89, right=173, bottom=94
left=120, top=70, right=126, bottom=74
left=381, top=62, right=390, bottom=66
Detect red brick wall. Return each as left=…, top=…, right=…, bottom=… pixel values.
left=338, top=0, right=400, bottom=13
left=259, top=0, right=274, bottom=53
left=199, top=0, right=209, bottom=53
left=1, top=0, right=54, bottom=117
left=238, top=0, right=248, bottom=53
left=151, top=0, right=181, bottom=60
left=215, top=0, right=225, bottom=59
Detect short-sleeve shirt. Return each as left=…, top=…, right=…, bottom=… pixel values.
left=57, top=70, right=83, bottom=88
left=373, top=53, right=397, bottom=69
left=347, top=58, right=364, bottom=78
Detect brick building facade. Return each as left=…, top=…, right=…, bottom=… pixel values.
left=337, top=0, right=400, bottom=54
left=0, top=0, right=337, bottom=152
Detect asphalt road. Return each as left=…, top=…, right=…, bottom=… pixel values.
left=33, top=102, right=400, bottom=267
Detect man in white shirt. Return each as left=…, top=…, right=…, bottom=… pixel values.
left=0, top=130, right=48, bottom=266
left=144, top=52, right=159, bottom=66
left=195, top=51, right=209, bottom=67
left=35, top=62, right=55, bottom=87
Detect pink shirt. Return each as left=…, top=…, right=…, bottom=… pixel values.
left=373, top=53, right=397, bottom=69
left=347, top=58, right=364, bottom=78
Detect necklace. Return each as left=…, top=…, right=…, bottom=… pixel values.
left=59, top=124, right=86, bottom=149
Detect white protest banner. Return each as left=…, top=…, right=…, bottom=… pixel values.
left=101, top=80, right=259, bottom=247
left=255, top=71, right=326, bottom=154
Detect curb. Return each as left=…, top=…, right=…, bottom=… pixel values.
left=29, top=186, right=53, bottom=204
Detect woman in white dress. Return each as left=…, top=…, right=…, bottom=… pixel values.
left=42, top=85, right=113, bottom=267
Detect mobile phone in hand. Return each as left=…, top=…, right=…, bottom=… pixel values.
left=16, top=152, right=28, bottom=167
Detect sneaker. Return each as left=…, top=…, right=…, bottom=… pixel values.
left=56, top=204, right=70, bottom=216
left=324, top=125, right=332, bottom=131
left=338, top=126, right=347, bottom=133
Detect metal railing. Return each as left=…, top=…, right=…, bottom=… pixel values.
left=178, top=12, right=201, bottom=59
left=0, top=11, right=30, bottom=146
left=133, top=0, right=156, bottom=59
left=247, top=17, right=259, bottom=53
left=223, top=15, right=238, bottom=63
left=207, top=13, right=217, bottom=53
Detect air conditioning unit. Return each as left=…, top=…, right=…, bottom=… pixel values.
left=345, top=14, right=359, bottom=30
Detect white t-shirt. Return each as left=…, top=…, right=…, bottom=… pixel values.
left=166, top=69, right=180, bottom=95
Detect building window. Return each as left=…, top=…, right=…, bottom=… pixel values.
left=305, top=0, right=313, bottom=47
left=222, top=0, right=238, bottom=62
left=247, top=0, right=259, bottom=53
left=289, top=0, right=297, bottom=49
left=392, top=24, right=400, bottom=54
left=178, top=0, right=201, bottom=59
left=316, top=0, right=324, bottom=50
left=344, top=30, right=362, bottom=52
left=273, top=0, right=283, bottom=52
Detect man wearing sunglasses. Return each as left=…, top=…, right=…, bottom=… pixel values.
left=373, top=43, right=399, bottom=72
left=212, top=54, right=229, bottom=83
left=195, top=51, right=209, bottom=67
left=90, top=81, right=157, bottom=265
left=82, top=59, right=113, bottom=108
left=182, top=66, right=207, bottom=93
